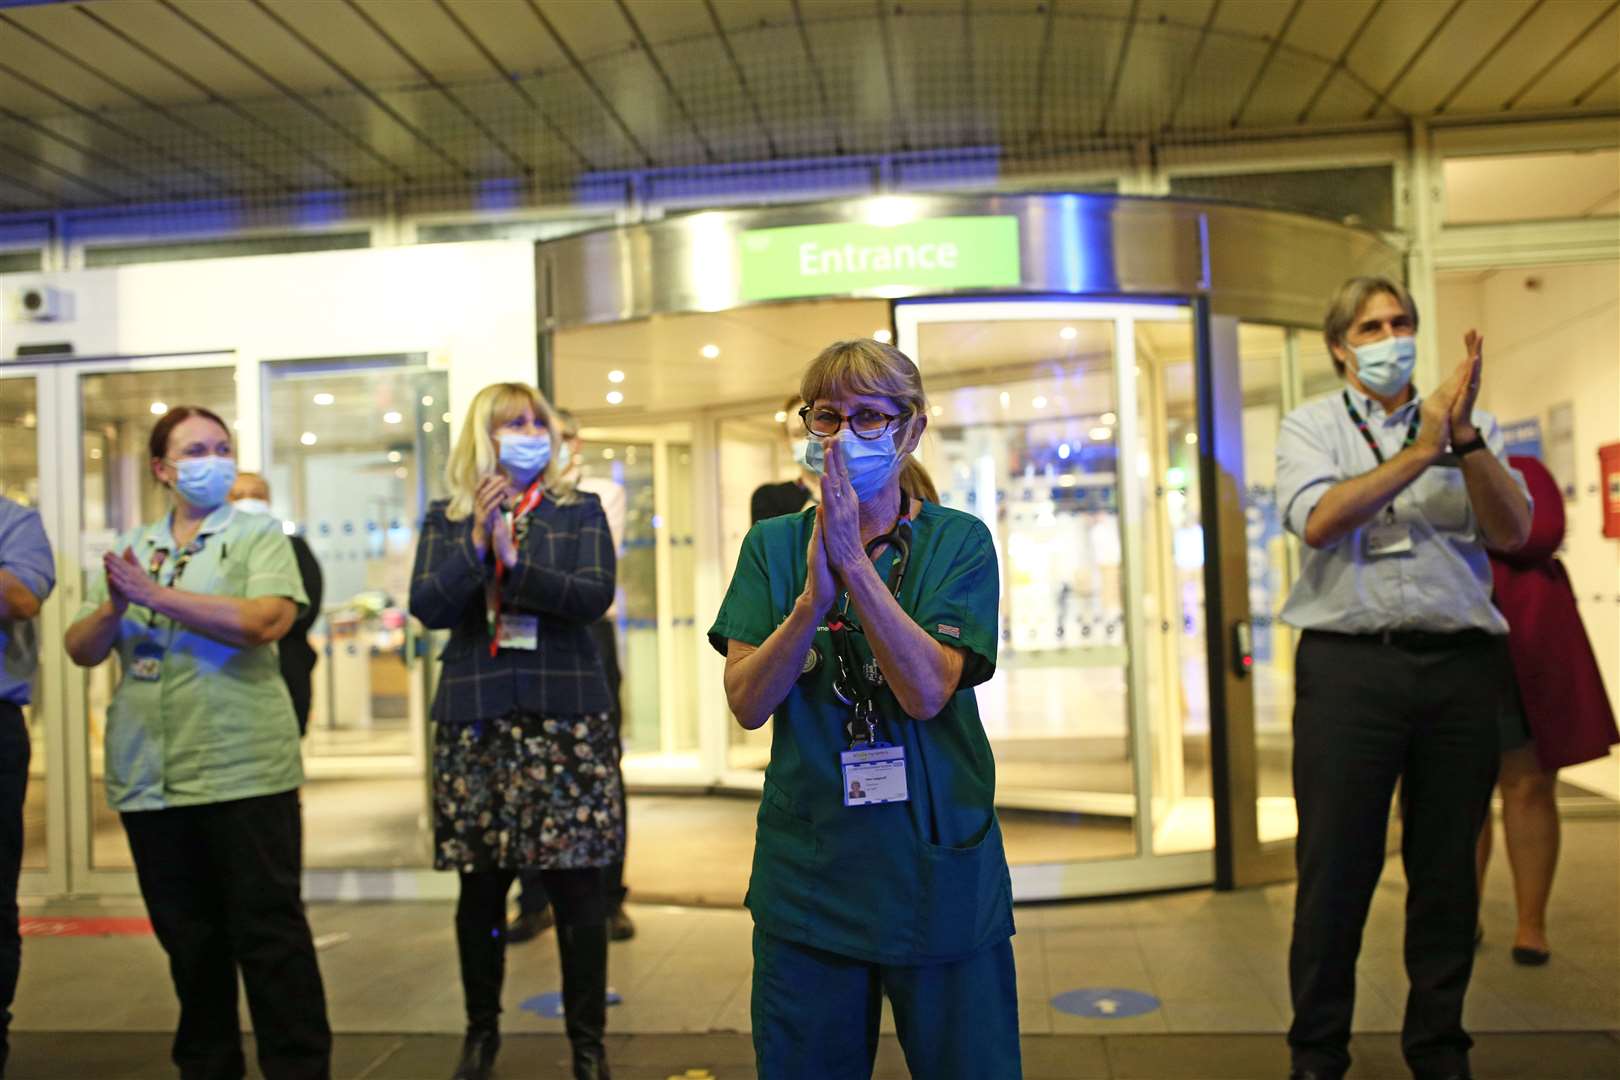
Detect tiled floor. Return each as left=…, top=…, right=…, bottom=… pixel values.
left=14, top=820, right=1619, bottom=1077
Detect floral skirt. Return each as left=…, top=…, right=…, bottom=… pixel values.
left=433, top=711, right=625, bottom=873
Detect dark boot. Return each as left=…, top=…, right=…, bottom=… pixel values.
left=450, top=1026, right=500, bottom=1080
left=557, top=923, right=611, bottom=1080
left=454, top=902, right=506, bottom=1079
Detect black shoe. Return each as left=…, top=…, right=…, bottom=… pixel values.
left=608, top=906, right=636, bottom=942
left=558, top=923, right=612, bottom=1080
left=507, top=907, right=555, bottom=944
left=450, top=1027, right=499, bottom=1080
left=1473, top=923, right=1484, bottom=949
left=1511, top=945, right=1550, bottom=966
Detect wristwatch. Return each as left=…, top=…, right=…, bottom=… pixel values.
left=1452, top=433, right=1488, bottom=457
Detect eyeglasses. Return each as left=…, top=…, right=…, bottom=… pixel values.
left=800, top=405, right=910, bottom=441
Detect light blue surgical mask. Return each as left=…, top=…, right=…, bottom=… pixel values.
left=231, top=497, right=271, bottom=516
left=1351, top=335, right=1417, bottom=396
left=169, top=455, right=237, bottom=511
left=498, top=432, right=550, bottom=486
left=800, top=434, right=904, bottom=503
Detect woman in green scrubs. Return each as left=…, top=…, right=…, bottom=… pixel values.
left=64, top=405, right=330, bottom=1080
left=710, top=339, right=1019, bottom=1080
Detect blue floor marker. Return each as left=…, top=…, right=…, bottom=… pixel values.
left=519, top=990, right=623, bottom=1019
left=1051, top=987, right=1160, bottom=1019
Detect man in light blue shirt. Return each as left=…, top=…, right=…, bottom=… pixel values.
left=1277, top=277, right=1532, bottom=1080
left=0, top=494, right=55, bottom=1077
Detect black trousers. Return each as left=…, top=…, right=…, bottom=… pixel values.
left=1287, top=630, right=1504, bottom=1079
left=457, top=867, right=605, bottom=1029
left=0, top=702, right=27, bottom=1076
left=519, top=617, right=627, bottom=914
left=122, top=790, right=332, bottom=1080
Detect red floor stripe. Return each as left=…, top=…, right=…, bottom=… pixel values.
left=21, top=916, right=153, bottom=937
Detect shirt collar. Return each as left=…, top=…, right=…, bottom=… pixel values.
left=152, top=503, right=237, bottom=550
left=1349, top=385, right=1421, bottom=423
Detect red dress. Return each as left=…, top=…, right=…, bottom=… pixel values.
left=1490, top=456, right=1619, bottom=771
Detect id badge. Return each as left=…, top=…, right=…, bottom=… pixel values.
left=129, top=640, right=165, bottom=683
left=1365, top=518, right=1413, bottom=558
left=495, top=614, right=540, bottom=651
left=840, top=743, right=908, bottom=807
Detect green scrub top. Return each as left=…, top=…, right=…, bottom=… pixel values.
left=77, top=504, right=308, bottom=812
left=708, top=501, right=1014, bottom=965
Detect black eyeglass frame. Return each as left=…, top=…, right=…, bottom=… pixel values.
left=798, top=404, right=912, bottom=442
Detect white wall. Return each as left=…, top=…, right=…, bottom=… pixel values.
left=0, top=241, right=539, bottom=464
left=1441, top=262, right=1620, bottom=798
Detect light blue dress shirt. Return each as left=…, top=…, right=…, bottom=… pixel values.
left=1276, top=389, right=1529, bottom=636
left=0, top=497, right=56, bottom=706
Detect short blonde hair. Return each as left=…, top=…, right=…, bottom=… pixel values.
left=445, top=382, right=576, bottom=520
left=1323, top=276, right=1420, bottom=375
left=800, top=339, right=927, bottom=420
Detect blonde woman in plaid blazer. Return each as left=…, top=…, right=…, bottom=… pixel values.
left=410, top=382, right=621, bottom=1080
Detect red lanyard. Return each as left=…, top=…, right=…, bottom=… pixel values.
left=1342, top=391, right=1419, bottom=465
left=486, top=481, right=543, bottom=656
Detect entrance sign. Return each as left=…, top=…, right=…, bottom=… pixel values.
left=738, top=216, right=1021, bottom=301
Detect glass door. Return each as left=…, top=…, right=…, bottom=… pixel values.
left=49, top=355, right=241, bottom=893
left=260, top=356, right=450, bottom=870
left=1, top=366, right=68, bottom=898
left=898, top=300, right=1238, bottom=899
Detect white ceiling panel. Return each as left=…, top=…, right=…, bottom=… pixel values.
left=1511, top=6, right=1620, bottom=109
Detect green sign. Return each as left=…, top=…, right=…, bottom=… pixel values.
left=738, top=216, right=1021, bottom=302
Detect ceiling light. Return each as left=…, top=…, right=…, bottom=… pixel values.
left=1090, top=426, right=1112, bottom=442
left=150, top=401, right=168, bottom=416
left=873, top=329, right=892, bottom=343
left=602, top=448, right=616, bottom=460
left=387, top=451, right=402, bottom=463
left=1101, top=411, right=1117, bottom=425
left=700, top=344, right=720, bottom=359
left=1059, top=327, right=1078, bottom=341
left=998, top=391, right=1010, bottom=408
left=931, top=405, right=943, bottom=417
left=773, top=410, right=787, bottom=423
left=1185, top=432, right=1198, bottom=445
left=1059, top=443, right=1071, bottom=460
left=313, top=392, right=335, bottom=406
left=89, top=448, right=102, bottom=460
left=1032, top=396, right=1048, bottom=409
left=608, top=369, right=625, bottom=383
left=384, top=411, right=402, bottom=424
left=606, top=391, right=624, bottom=405
left=282, top=520, right=297, bottom=536
left=421, top=395, right=434, bottom=406
left=422, top=421, right=434, bottom=432
left=300, top=432, right=317, bottom=446
left=442, top=412, right=452, bottom=424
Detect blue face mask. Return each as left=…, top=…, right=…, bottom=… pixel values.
left=169, top=455, right=237, bottom=511
left=498, top=432, right=551, bottom=485
left=800, top=433, right=904, bottom=503
left=1351, top=335, right=1417, bottom=396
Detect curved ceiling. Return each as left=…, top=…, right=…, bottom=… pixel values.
left=0, top=0, right=1616, bottom=213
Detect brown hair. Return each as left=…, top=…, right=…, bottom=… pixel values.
left=148, top=405, right=229, bottom=461
left=1323, top=276, right=1420, bottom=376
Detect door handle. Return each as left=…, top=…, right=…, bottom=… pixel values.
left=1231, top=620, right=1253, bottom=678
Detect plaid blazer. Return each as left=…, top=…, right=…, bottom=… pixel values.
left=410, top=493, right=616, bottom=724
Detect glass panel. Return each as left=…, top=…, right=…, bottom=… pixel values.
left=582, top=439, right=659, bottom=757
left=1443, top=149, right=1620, bottom=225
left=719, top=410, right=798, bottom=772
left=265, top=359, right=449, bottom=869
left=1238, top=325, right=1299, bottom=845
left=1168, top=166, right=1397, bottom=230
left=664, top=441, right=700, bottom=754
left=916, top=317, right=1138, bottom=864
left=82, top=232, right=369, bottom=268
left=81, top=367, right=237, bottom=869
left=1132, top=320, right=1211, bottom=855
left=0, top=377, right=45, bottom=871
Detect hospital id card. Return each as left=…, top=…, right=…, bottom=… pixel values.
left=495, top=614, right=540, bottom=651
left=841, top=743, right=908, bottom=807
left=1365, top=519, right=1413, bottom=558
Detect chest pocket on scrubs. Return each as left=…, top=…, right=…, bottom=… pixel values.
left=1413, top=466, right=1472, bottom=533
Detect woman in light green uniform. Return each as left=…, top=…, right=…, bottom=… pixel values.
left=710, top=339, right=1018, bottom=1080
left=65, top=405, right=330, bottom=1080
